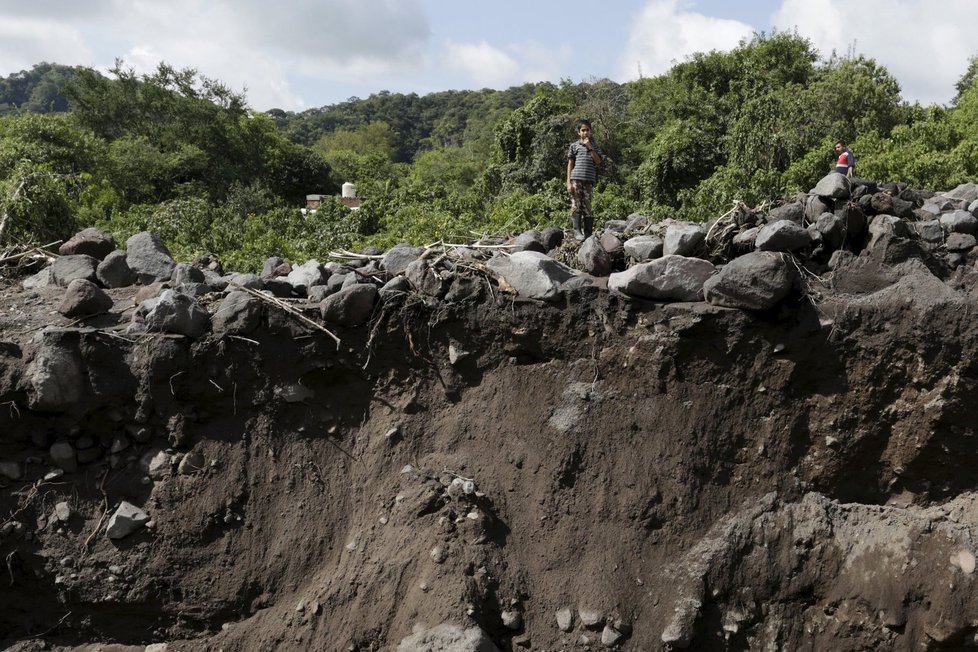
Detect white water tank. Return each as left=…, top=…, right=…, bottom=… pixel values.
left=342, top=182, right=357, bottom=199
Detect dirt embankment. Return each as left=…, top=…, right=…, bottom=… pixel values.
left=3, top=248, right=978, bottom=652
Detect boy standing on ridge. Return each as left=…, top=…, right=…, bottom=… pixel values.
left=566, top=119, right=603, bottom=241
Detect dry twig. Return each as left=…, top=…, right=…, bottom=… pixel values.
left=230, top=283, right=341, bottom=347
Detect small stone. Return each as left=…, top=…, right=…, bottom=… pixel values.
left=556, top=606, right=574, bottom=632
left=54, top=502, right=71, bottom=522
left=601, top=624, right=623, bottom=646
left=502, top=610, right=522, bottom=630
left=579, top=607, right=604, bottom=628
left=430, top=545, right=448, bottom=564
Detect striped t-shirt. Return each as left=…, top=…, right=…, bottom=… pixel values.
left=568, top=140, right=602, bottom=183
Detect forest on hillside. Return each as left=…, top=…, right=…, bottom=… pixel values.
left=3, top=33, right=978, bottom=271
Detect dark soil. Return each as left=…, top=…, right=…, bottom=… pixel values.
left=4, top=257, right=978, bottom=651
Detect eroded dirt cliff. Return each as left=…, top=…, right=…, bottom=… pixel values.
left=4, top=246, right=978, bottom=651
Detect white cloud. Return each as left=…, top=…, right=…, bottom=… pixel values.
left=445, top=40, right=572, bottom=89
left=773, top=0, right=978, bottom=105
left=0, top=0, right=432, bottom=111
left=619, top=0, right=755, bottom=80
left=0, top=17, right=92, bottom=74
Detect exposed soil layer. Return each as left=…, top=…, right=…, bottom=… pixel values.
left=4, top=257, right=978, bottom=651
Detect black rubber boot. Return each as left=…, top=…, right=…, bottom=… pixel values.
left=571, top=214, right=584, bottom=241
left=583, top=215, right=594, bottom=239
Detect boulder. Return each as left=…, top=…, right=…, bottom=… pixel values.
left=486, top=251, right=577, bottom=301
left=59, top=228, right=115, bottom=259
left=58, top=279, right=114, bottom=317
left=97, top=250, right=137, bottom=288
left=261, top=256, right=287, bottom=278
left=405, top=260, right=445, bottom=297
left=381, top=244, right=425, bottom=275
left=946, top=232, right=977, bottom=252
left=319, top=284, right=378, bottom=327
left=663, top=223, right=707, bottom=257
left=286, top=260, right=328, bottom=292
left=51, top=254, right=99, bottom=287
left=135, top=290, right=211, bottom=338
left=23, top=268, right=55, bottom=289
left=811, top=173, right=851, bottom=199
left=608, top=255, right=715, bottom=302
left=940, top=210, right=978, bottom=234
left=228, top=273, right=265, bottom=291
left=755, top=220, right=811, bottom=252
left=867, top=214, right=913, bottom=249
left=379, top=276, right=412, bottom=299
left=170, top=263, right=205, bottom=286
left=914, top=220, right=944, bottom=244
left=577, top=236, right=613, bottom=276
left=768, top=202, right=805, bottom=225
left=511, top=230, right=546, bottom=254
left=703, top=251, right=795, bottom=310
left=805, top=195, right=834, bottom=222
left=212, top=291, right=262, bottom=335
left=944, top=182, right=978, bottom=203
left=623, top=235, right=664, bottom=262
left=125, top=232, right=176, bottom=285
left=540, top=227, right=564, bottom=251
left=26, top=333, right=85, bottom=411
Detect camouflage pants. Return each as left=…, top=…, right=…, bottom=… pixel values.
left=570, top=180, right=594, bottom=236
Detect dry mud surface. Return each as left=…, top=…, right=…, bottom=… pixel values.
left=4, top=252, right=978, bottom=651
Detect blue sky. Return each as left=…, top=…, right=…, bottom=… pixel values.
left=0, top=0, right=973, bottom=111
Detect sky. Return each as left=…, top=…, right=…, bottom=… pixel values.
left=0, top=0, right=976, bottom=112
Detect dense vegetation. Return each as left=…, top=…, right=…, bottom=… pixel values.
left=2, top=34, right=978, bottom=271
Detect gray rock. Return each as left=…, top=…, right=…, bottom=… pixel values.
left=540, top=227, right=564, bottom=251
left=53, top=502, right=71, bottom=522
left=626, top=212, right=650, bottom=231
left=946, top=232, right=977, bottom=252
left=815, top=213, right=845, bottom=250
left=944, top=182, right=978, bottom=203
left=27, top=334, right=84, bottom=411
left=577, top=236, right=613, bottom=276
left=23, top=268, right=55, bottom=289
left=325, top=273, right=349, bottom=294
left=381, top=244, right=425, bottom=275
left=379, top=276, right=411, bottom=298
left=623, top=235, right=663, bottom=261
left=405, top=260, right=445, bottom=296
left=307, top=284, right=337, bottom=302
left=608, top=255, right=715, bottom=302
left=732, top=226, right=760, bottom=250
left=805, top=195, right=833, bottom=222
left=261, top=256, right=287, bottom=278
left=755, top=220, right=811, bottom=252
left=940, top=210, right=978, bottom=234
left=663, top=223, right=706, bottom=257
left=97, top=250, right=137, bottom=288
left=178, top=450, right=205, bottom=474
left=768, top=202, right=805, bottom=225
left=601, top=625, right=623, bottom=646
left=319, top=283, right=378, bottom=327
left=51, top=255, right=99, bottom=287
left=914, top=219, right=944, bottom=244
left=286, top=260, right=328, bottom=292
left=512, top=230, right=546, bottom=254
left=202, top=270, right=228, bottom=292
left=396, top=623, right=500, bottom=652
left=59, top=228, right=115, bottom=259
left=106, top=501, right=150, bottom=539
left=579, top=608, right=604, bottom=628
left=175, top=281, right=212, bottom=298
left=49, top=441, right=77, bottom=473
left=867, top=214, right=913, bottom=250
left=811, top=173, right=851, bottom=199
left=0, top=461, right=22, bottom=480
left=501, top=610, right=522, bottom=630
left=170, top=262, right=205, bottom=286
left=135, top=289, right=211, bottom=338
left=125, top=232, right=176, bottom=284
left=703, top=251, right=795, bottom=310
left=603, top=219, right=630, bottom=233
left=228, top=273, right=265, bottom=291
left=970, top=198, right=978, bottom=218
left=486, top=251, right=577, bottom=301
left=58, top=279, right=114, bottom=317
left=556, top=607, right=574, bottom=632
left=212, top=291, right=262, bottom=335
